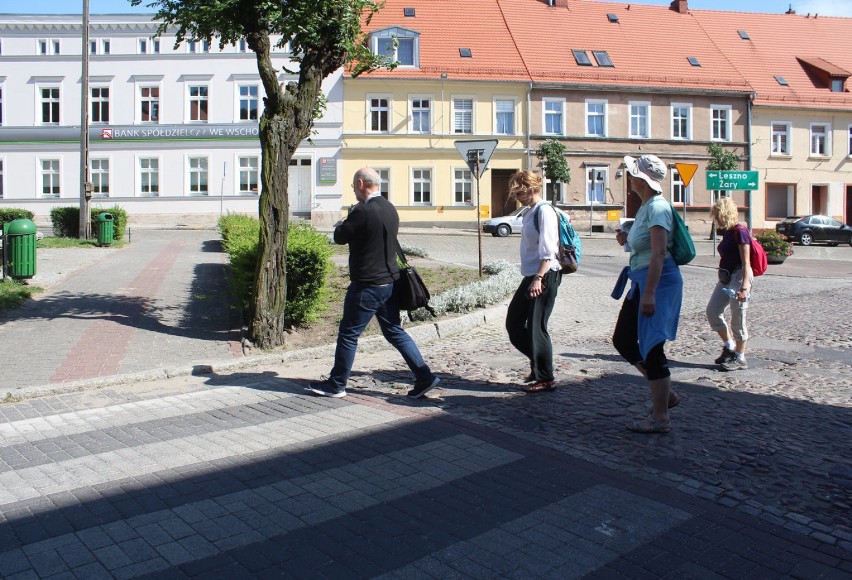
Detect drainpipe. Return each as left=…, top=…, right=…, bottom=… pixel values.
left=747, top=92, right=755, bottom=230
left=526, top=82, right=533, bottom=170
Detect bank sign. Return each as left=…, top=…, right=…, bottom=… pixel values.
left=706, top=170, right=759, bottom=191
left=0, top=123, right=259, bottom=143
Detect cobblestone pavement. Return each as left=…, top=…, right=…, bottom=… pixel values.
left=0, top=228, right=850, bottom=577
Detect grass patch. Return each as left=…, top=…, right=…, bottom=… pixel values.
left=0, top=278, right=42, bottom=310
left=38, top=237, right=125, bottom=249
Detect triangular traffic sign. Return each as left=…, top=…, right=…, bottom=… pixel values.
left=454, top=139, right=498, bottom=177
left=674, top=163, right=699, bottom=188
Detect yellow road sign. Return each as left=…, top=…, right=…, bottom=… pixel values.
left=674, top=163, right=699, bottom=187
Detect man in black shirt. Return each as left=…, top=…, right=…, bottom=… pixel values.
left=307, top=167, right=440, bottom=399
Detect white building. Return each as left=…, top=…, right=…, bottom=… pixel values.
left=0, top=13, right=345, bottom=229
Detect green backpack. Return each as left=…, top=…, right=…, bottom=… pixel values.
left=669, top=205, right=696, bottom=265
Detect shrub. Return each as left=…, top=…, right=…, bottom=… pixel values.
left=218, top=214, right=332, bottom=327
left=0, top=209, right=35, bottom=230
left=755, top=230, right=794, bottom=257
left=49, top=205, right=128, bottom=240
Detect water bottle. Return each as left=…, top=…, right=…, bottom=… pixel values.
left=722, top=287, right=748, bottom=303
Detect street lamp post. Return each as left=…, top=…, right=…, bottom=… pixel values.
left=79, top=0, right=92, bottom=239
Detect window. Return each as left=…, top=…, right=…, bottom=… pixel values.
left=239, top=85, right=259, bottom=121
left=376, top=168, right=390, bottom=199
left=375, top=35, right=417, bottom=67
left=188, top=85, right=209, bottom=122
left=0, top=159, right=4, bottom=199
left=91, top=87, right=109, bottom=123
left=592, top=51, right=613, bottom=67
left=771, top=122, right=791, bottom=155
left=90, top=158, right=109, bottom=197
left=452, top=98, right=473, bottom=134
left=586, top=167, right=607, bottom=204
left=188, top=156, right=209, bottom=195
left=40, top=87, right=60, bottom=125
left=368, top=96, right=390, bottom=132
left=412, top=168, right=432, bottom=205
left=586, top=100, right=607, bottom=137
left=140, top=86, right=160, bottom=123
left=848, top=125, right=852, bottom=157
left=238, top=156, right=259, bottom=194
left=831, top=79, right=844, bottom=93
left=711, top=105, right=731, bottom=141
left=810, top=123, right=830, bottom=156
left=188, top=40, right=210, bottom=53
left=38, top=39, right=60, bottom=55
left=459, top=48, right=472, bottom=58
left=545, top=180, right=563, bottom=204
left=40, top=159, right=60, bottom=197
left=139, top=157, right=159, bottom=196
left=238, top=38, right=248, bottom=53
left=495, top=99, right=515, bottom=135
left=775, top=75, right=789, bottom=86
left=671, top=168, right=690, bottom=205
left=89, top=39, right=110, bottom=54
left=671, top=103, right=691, bottom=140
left=687, top=57, right=701, bottom=67
left=629, top=101, right=650, bottom=138
left=543, top=98, right=564, bottom=135
left=139, top=38, right=160, bottom=54
left=454, top=169, right=473, bottom=205
left=0, top=86, right=3, bottom=126
left=572, top=50, right=592, bottom=66
left=410, top=97, right=431, bottom=133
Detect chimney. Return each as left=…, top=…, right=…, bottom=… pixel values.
left=785, top=4, right=796, bottom=14
left=670, top=0, right=688, bottom=14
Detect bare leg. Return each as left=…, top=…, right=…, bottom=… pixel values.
left=649, top=377, right=672, bottom=424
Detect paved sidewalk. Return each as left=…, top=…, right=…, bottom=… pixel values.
left=0, top=228, right=849, bottom=577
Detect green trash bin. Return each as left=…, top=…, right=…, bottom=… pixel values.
left=4, top=218, right=38, bottom=280
left=97, top=212, right=114, bottom=246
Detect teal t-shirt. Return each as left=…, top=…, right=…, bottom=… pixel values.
left=627, top=195, right=673, bottom=271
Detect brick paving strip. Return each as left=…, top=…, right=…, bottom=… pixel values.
left=0, top=377, right=848, bottom=578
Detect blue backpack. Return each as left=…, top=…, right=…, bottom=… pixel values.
left=534, top=203, right=582, bottom=274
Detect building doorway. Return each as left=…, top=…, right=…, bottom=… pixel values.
left=811, top=184, right=828, bottom=216
left=289, top=158, right=312, bottom=215
left=490, top=169, right=517, bottom=217
left=846, top=185, right=851, bottom=223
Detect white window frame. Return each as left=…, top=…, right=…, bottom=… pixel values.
left=90, top=157, right=110, bottom=197
left=453, top=168, right=473, bottom=206
left=409, top=96, right=432, bottom=134
left=0, top=83, right=4, bottom=126
left=236, top=83, right=260, bottom=122
left=411, top=167, right=433, bottom=206
left=494, top=98, right=516, bottom=135
left=236, top=155, right=260, bottom=195
left=367, top=94, right=391, bottom=133
left=542, top=98, right=565, bottom=136
left=38, top=39, right=60, bottom=55
left=809, top=123, right=831, bottom=156
left=452, top=96, right=474, bottom=135
left=374, top=167, right=391, bottom=200
left=671, top=103, right=692, bottom=140
left=186, top=155, right=210, bottom=196
left=848, top=124, right=852, bottom=157
left=137, top=82, right=162, bottom=124
left=371, top=29, right=419, bottom=68
left=138, top=38, right=160, bottom=54
left=38, top=157, right=61, bottom=198
left=585, top=99, right=607, bottom=137
left=585, top=166, right=608, bottom=204
left=188, top=40, right=210, bottom=54
left=138, top=156, right=160, bottom=197
left=711, top=105, right=732, bottom=141
left=89, top=39, right=111, bottom=55
left=670, top=167, right=691, bottom=206
left=545, top=179, right=564, bottom=204
left=37, top=84, right=61, bottom=125
left=0, top=157, right=5, bottom=199
left=770, top=121, right=792, bottom=156
left=90, top=85, right=110, bottom=124
left=629, top=101, right=651, bottom=139
left=238, top=38, right=248, bottom=53
left=186, top=84, right=210, bottom=123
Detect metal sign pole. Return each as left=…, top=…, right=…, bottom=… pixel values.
left=471, top=150, right=483, bottom=277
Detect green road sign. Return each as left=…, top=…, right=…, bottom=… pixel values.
left=706, top=170, right=759, bottom=190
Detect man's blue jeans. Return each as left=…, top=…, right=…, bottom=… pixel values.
left=328, top=281, right=433, bottom=389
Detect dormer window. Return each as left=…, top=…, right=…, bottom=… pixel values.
left=371, top=27, right=420, bottom=68
left=832, top=79, right=844, bottom=92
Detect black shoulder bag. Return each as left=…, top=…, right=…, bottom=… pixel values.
left=395, top=246, right=436, bottom=318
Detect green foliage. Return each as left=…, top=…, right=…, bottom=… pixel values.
left=537, top=139, right=571, bottom=185
left=49, top=206, right=128, bottom=240
left=755, top=230, right=794, bottom=257
left=218, top=214, right=332, bottom=326
left=0, top=209, right=35, bottom=230
left=0, top=279, right=42, bottom=311
left=707, top=143, right=740, bottom=171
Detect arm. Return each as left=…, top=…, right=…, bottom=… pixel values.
left=528, top=259, right=552, bottom=298
left=529, top=207, right=558, bottom=298
left=333, top=205, right=365, bottom=245
left=640, top=225, right=668, bottom=316
left=737, top=241, right=752, bottom=302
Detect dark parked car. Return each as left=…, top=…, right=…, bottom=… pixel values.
left=776, top=215, right=852, bottom=246
left=482, top=205, right=530, bottom=237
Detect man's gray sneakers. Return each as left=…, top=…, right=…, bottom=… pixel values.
left=407, top=376, right=441, bottom=399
